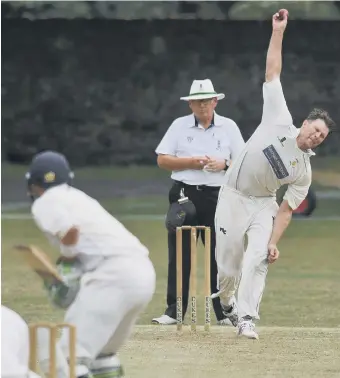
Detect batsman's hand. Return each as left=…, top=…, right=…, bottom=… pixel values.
left=45, top=257, right=82, bottom=309
left=267, top=243, right=280, bottom=264
left=272, top=9, right=288, bottom=32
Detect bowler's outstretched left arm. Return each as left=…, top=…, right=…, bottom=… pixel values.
left=268, top=171, right=311, bottom=263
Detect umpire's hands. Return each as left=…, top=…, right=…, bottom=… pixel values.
left=203, top=156, right=227, bottom=172
left=267, top=244, right=280, bottom=264
left=191, top=156, right=209, bottom=170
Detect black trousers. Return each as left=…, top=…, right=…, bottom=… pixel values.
left=164, top=181, right=225, bottom=321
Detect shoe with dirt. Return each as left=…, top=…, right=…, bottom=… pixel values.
left=237, top=319, right=259, bottom=340
left=221, top=302, right=238, bottom=327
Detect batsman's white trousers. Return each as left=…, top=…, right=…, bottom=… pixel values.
left=57, top=254, right=156, bottom=364
left=215, top=186, right=279, bottom=319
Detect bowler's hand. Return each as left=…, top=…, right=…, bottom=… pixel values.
left=203, top=157, right=227, bottom=172
left=272, top=9, right=288, bottom=32
left=191, top=156, right=209, bottom=170
left=267, top=244, right=280, bottom=264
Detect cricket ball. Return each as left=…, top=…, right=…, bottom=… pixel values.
left=278, top=9, right=289, bottom=20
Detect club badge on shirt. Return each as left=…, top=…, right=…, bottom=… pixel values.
left=277, top=136, right=286, bottom=147
left=290, top=158, right=298, bottom=167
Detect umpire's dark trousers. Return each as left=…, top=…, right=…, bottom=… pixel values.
left=164, top=181, right=225, bottom=321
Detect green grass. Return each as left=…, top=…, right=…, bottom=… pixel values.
left=2, top=156, right=339, bottom=182
left=1, top=163, right=169, bottom=181
left=2, top=217, right=340, bottom=328
left=3, top=196, right=339, bottom=217
left=311, top=156, right=340, bottom=172
left=1, top=195, right=169, bottom=216
left=2, top=209, right=340, bottom=377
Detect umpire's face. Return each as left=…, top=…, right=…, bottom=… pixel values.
left=189, top=97, right=217, bottom=121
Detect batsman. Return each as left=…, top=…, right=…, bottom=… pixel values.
left=23, top=150, right=156, bottom=377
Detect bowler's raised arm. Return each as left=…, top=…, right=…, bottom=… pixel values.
left=265, top=9, right=288, bottom=83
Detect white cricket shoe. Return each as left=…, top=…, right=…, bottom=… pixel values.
left=237, top=320, right=259, bottom=340
left=151, top=314, right=177, bottom=325
left=91, top=354, right=124, bottom=378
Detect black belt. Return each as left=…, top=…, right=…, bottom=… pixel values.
left=174, top=181, right=221, bottom=192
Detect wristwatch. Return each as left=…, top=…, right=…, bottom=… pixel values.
left=223, top=159, right=231, bottom=171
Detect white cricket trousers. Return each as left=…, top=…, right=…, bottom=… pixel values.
left=58, top=255, right=156, bottom=363
left=215, top=186, right=279, bottom=320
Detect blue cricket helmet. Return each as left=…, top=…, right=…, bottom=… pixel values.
left=26, top=150, right=74, bottom=190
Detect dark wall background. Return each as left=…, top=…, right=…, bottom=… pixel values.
left=2, top=20, right=340, bottom=165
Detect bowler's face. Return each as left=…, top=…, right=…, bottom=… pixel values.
left=299, top=119, right=329, bottom=150
left=189, top=98, right=217, bottom=120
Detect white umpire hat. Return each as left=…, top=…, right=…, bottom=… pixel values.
left=180, top=79, right=225, bottom=101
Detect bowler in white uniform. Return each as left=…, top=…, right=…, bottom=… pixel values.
left=214, top=9, right=336, bottom=339
left=25, top=151, right=156, bottom=377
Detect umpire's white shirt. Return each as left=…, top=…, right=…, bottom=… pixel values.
left=225, top=78, right=314, bottom=210
left=155, top=112, right=245, bottom=186
left=31, top=184, right=149, bottom=271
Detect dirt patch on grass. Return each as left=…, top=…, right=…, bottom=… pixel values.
left=121, top=326, right=340, bottom=378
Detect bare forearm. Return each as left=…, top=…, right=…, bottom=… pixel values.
left=269, top=203, right=292, bottom=245
left=157, top=155, right=195, bottom=171
left=265, top=30, right=284, bottom=82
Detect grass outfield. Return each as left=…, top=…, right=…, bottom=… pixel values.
left=2, top=217, right=340, bottom=377
left=1, top=156, right=339, bottom=377
left=2, top=156, right=340, bottom=186
left=1, top=163, right=169, bottom=181
left=2, top=218, right=340, bottom=327
left=2, top=195, right=340, bottom=218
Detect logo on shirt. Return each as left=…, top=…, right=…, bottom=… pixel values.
left=290, top=158, right=298, bottom=167
left=263, top=145, right=289, bottom=179
left=277, top=136, right=287, bottom=146
left=216, top=140, right=221, bottom=151
left=187, top=136, right=193, bottom=143
left=44, top=171, right=56, bottom=183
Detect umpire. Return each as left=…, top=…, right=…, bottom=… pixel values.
left=152, top=79, right=245, bottom=325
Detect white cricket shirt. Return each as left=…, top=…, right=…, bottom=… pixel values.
left=31, top=184, right=149, bottom=271
left=155, top=112, right=245, bottom=186
left=225, top=77, right=314, bottom=210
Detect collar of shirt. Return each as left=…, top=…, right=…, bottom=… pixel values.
left=190, top=112, right=222, bottom=130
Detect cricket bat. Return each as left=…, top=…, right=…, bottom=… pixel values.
left=13, top=245, right=64, bottom=286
